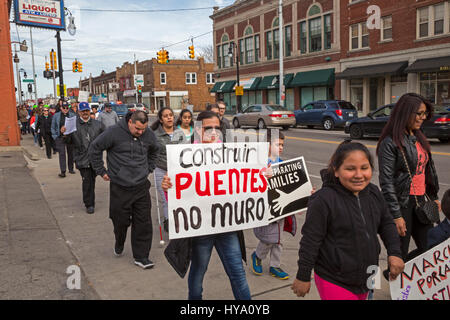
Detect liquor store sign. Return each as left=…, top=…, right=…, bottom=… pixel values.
left=14, top=0, right=66, bottom=30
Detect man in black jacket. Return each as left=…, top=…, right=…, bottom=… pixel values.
left=89, top=111, right=159, bottom=269
left=36, top=107, right=55, bottom=159
left=64, top=102, right=104, bottom=214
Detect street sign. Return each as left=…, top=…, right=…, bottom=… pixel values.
left=134, top=74, right=144, bottom=87
left=22, top=79, right=34, bottom=83
left=235, top=85, right=244, bottom=96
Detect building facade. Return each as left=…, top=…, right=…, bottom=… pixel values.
left=210, top=0, right=342, bottom=112
left=79, top=70, right=118, bottom=103
left=338, top=0, right=450, bottom=115
left=115, top=57, right=216, bottom=112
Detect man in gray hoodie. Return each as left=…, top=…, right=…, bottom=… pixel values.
left=97, top=104, right=119, bottom=128
left=89, top=111, right=160, bottom=269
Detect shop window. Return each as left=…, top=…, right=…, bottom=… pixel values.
left=417, top=3, right=450, bottom=39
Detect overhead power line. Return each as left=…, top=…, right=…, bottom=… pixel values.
left=77, top=5, right=231, bottom=13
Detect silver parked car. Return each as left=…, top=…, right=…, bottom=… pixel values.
left=232, top=104, right=296, bottom=130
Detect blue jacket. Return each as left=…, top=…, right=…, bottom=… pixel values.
left=428, top=219, right=450, bottom=249
left=51, top=110, right=76, bottom=140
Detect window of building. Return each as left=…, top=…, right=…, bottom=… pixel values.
left=298, top=5, right=332, bottom=54
left=186, top=73, right=197, bottom=84
left=206, top=73, right=215, bottom=84
left=434, top=3, right=445, bottom=35
left=300, top=21, right=307, bottom=53
left=285, top=25, right=292, bottom=57
left=349, top=22, right=369, bottom=50
left=236, top=26, right=261, bottom=66
left=381, top=16, right=392, bottom=41
left=266, top=31, right=273, bottom=60
left=255, top=35, right=260, bottom=62
left=217, top=34, right=233, bottom=69
left=309, top=17, right=322, bottom=52
left=160, top=72, right=166, bottom=85
left=420, top=71, right=450, bottom=105
left=417, top=3, right=450, bottom=39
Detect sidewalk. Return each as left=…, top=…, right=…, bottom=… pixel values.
left=0, top=134, right=393, bottom=300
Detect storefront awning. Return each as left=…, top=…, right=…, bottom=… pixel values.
left=405, top=56, right=450, bottom=73
left=210, top=80, right=236, bottom=93
left=336, top=62, right=407, bottom=79
left=291, top=68, right=335, bottom=86
left=241, top=77, right=262, bottom=90
left=257, top=74, right=294, bottom=90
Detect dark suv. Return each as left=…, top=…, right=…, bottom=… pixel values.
left=294, top=100, right=358, bottom=130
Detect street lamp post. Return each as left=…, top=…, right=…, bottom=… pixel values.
left=228, top=42, right=241, bottom=114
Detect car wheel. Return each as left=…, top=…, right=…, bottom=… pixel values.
left=349, top=124, right=363, bottom=139
left=439, top=138, right=449, bottom=143
left=233, top=118, right=240, bottom=129
left=322, top=118, right=335, bottom=130
left=257, top=119, right=266, bottom=129
left=282, top=126, right=290, bottom=131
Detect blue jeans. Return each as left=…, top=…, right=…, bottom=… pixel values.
left=188, top=232, right=251, bottom=300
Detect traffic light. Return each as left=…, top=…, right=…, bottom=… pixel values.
left=50, top=50, right=57, bottom=70
left=45, top=62, right=49, bottom=71
left=78, top=61, right=82, bottom=72
left=137, top=85, right=142, bottom=93
left=157, top=50, right=164, bottom=64
left=28, top=83, right=32, bottom=93
left=72, top=60, right=78, bottom=72
left=165, top=50, right=170, bottom=64
left=189, top=45, right=195, bottom=59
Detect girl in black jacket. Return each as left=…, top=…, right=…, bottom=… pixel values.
left=292, top=141, right=404, bottom=300
left=377, top=93, right=440, bottom=262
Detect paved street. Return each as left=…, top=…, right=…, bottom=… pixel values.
left=3, top=126, right=448, bottom=300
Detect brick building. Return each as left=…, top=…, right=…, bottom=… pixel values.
left=0, top=0, right=20, bottom=146
left=337, top=0, right=450, bottom=114
left=210, top=0, right=341, bottom=112
left=79, top=70, right=118, bottom=103
left=115, top=57, right=216, bottom=112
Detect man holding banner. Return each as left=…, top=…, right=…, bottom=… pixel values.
left=162, top=110, right=271, bottom=300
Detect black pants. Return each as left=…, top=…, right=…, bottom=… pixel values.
left=42, top=133, right=55, bottom=159
left=400, top=195, right=433, bottom=262
left=110, top=180, right=152, bottom=260
left=79, top=167, right=96, bottom=208
left=55, top=137, right=74, bottom=173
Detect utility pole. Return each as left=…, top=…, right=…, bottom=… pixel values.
left=134, top=53, right=138, bottom=103
left=278, top=0, right=284, bottom=107
left=56, top=31, right=64, bottom=99
left=30, top=27, right=38, bottom=102
left=13, top=45, right=22, bottom=105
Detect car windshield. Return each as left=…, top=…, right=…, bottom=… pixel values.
left=337, top=101, right=356, bottom=110
left=266, top=105, right=286, bottom=111
left=112, top=105, right=128, bottom=112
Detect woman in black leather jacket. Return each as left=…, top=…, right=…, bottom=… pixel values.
left=377, top=93, right=440, bottom=262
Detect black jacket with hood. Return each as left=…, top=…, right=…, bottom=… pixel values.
left=65, top=117, right=104, bottom=169
left=88, top=113, right=160, bottom=188
left=296, top=170, right=402, bottom=294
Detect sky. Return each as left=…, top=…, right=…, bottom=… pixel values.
left=11, top=0, right=235, bottom=100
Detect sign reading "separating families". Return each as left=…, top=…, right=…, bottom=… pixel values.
left=166, top=142, right=270, bottom=240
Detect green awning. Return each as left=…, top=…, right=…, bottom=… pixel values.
left=291, top=68, right=335, bottom=87
left=248, top=77, right=261, bottom=90
left=210, top=80, right=236, bottom=93
left=257, top=74, right=294, bottom=90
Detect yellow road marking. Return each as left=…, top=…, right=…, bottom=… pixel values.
left=285, top=135, right=450, bottom=157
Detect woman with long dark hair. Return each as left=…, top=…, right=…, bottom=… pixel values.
left=377, top=93, right=440, bottom=263
left=151, top=107, right=187, bottom=231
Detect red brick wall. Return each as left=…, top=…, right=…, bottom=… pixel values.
left=340, top=0, right=450, bottom=59
left=0, top=0, right=20, bottom=146
left=152, top=58, right=216, bottom=112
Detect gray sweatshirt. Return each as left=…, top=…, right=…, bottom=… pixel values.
left=98, top=110, right=119, bottom=128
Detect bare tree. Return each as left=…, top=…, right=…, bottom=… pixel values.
left=197, top=45, right=214, bottom=63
